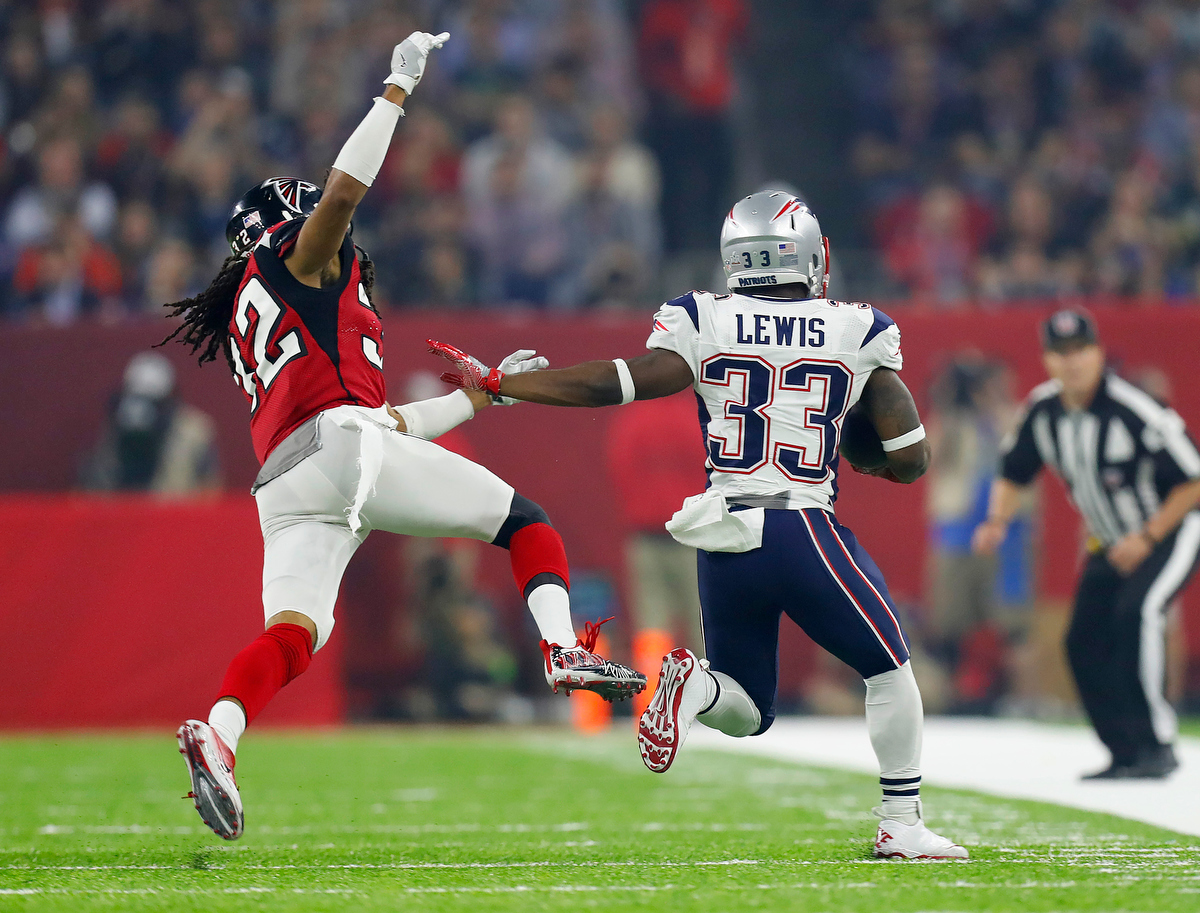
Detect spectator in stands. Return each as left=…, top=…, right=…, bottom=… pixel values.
left=537, top=53, right=591, bottom=152
left=638, top=0, right=746, bottom=254
left=468, top=147, right=566, bottom=305
left=586, top=103, right=661, bottom=210
left=389, top=194, right=480, bottom=307
left=114, top=198, right=158, bottom=305
left=91, top=0, right=196, bottom=114
left=79, top=350, right=220, bottom=494
left=463, top=95, right=573, bottom=304
left=978, top=174, right=1082, bottom=301
left=5, top=135, right=117, bottom=250
left=35, top=65, right=101, bottom=151
left=140, top=238, right=198, bottom=316
left=94, top=95, right=172, bottom=201
left=1, top=31, right=46, bottom=129
left=10, top=214, right=122, bottom=323
left=881, top=181, right=991, bottom=303
left=439, top=0, right=541, bottom=142
left=1089, top=168, right=1166, bottom=297
left=558, top=149, right=657, bottom=308
left=1158, top=142, right=1200, bottom=296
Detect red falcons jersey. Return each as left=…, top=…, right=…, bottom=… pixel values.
left=229, top=218, right=387, bottom=463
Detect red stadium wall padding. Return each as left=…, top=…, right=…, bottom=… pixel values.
left=2, top=304, right=1200, bottom=714
left=0, top=495, right=342, bottom=729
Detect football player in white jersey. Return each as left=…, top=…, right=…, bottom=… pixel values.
left=431, top=191, right=966, bottom=860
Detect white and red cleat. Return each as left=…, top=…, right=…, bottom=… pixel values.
left=638, top=647, right=710, bottom=773
left=873, top=809, right=968, bottom=860
left=177, top=720, right=244, bottom=840
left=541, top=617, right=646, bottom=702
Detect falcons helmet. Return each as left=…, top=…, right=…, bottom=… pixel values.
left=720, top=191, right=829, bottom=296
left=225, top=177, right=322, bottom=257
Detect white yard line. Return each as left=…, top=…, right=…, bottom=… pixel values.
left=689, top=717, right=1200, bottom=838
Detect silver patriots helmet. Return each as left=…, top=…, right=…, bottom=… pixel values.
left=720, top=192, right=829, bottom=296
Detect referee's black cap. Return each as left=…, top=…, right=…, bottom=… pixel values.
left=1041, top=308, right=1099, bottom=351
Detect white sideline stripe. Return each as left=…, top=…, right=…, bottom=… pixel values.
left=13, top=881, right=1172, bottom=896
left=33, top=821, right=767, bottom=837
left=6, top=860, right=763, bottom=872
left=689, top=717, right=1200, bottom=837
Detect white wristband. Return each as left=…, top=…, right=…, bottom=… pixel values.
left=613, top=358, right=635, bottom=405
left=331, top=96, right=403, bottom=188
left=881, top=423, right=926, bottom=452
left=393, top=389, right=474, bottom=440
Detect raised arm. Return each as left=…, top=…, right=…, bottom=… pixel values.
left=859, top=367, right=930, bottom=483
left=285, top=31, right=449, bottom=284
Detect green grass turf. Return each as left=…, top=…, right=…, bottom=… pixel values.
left=1, top=728, right=1197, bottom=912
left=1176, top=716, right=1200, bottom=738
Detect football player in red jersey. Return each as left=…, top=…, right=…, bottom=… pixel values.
left=161, top=31, right=644, bottom=841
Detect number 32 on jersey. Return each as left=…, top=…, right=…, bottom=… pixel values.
left=229, top=277, right=306, bottom=412
left=701, top=354, right=852, bottom=482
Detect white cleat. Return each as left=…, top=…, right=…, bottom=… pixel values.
left=637, top=647, right=710, bottom=773
left=177, top=720, right=243, bottom=840
left=540, top=617, right=646, bottom=702
left=872, top=808, right=968, bottom=860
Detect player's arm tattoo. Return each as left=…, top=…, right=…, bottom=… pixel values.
left=861, top=368, right=930, bottom=483
left=499, top=349, right=693, bottom=407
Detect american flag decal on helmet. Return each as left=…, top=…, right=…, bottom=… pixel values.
left=267, top=178, right=319, bottom=213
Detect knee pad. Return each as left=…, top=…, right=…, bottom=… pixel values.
left=697, top=670, right=762, bottom=738
left=491, top=492, right=551, bottom=549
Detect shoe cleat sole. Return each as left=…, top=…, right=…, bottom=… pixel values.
left=177, top=724, right=243, bottom=841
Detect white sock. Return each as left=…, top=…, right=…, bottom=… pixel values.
left=697, top=670, right=760, bottom=737
left=865, top=661, right=923, bottom=825
left=208, top=699, right=247, bottom=756
left=527, top=583, right=577, bottom=647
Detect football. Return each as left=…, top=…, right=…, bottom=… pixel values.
left=838, top=402, right=887, bottom=470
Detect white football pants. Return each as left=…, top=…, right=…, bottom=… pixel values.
left=254, top=406, right=515, bottom=650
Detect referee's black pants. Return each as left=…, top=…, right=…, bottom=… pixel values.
left=1065, top=514, right=1200, bottom=765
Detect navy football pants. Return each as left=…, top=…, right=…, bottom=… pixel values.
left=697, top=508, right=910, bottom=735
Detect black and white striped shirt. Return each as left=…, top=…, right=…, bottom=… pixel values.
left=1000, top=373, right=1200, bottom=547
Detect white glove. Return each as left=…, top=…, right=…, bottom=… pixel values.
left=384, top=31, right=450, bottom=96
left=494, top=348, right=549, bottom=406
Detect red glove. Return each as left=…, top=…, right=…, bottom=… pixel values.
left=426, top=339, right=504, bottom=397
left=847, top=462, right=903, bottom=483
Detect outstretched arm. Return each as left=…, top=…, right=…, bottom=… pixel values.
left=286, top=31, right=449, bottom=284
left=859, top=367, right=930, bottom=483
left=499, top=349, right=694, bottom=406
left=430, top=343, right=695, bottom=407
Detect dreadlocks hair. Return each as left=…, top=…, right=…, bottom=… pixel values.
left=159, top=252, right=249, bottom=372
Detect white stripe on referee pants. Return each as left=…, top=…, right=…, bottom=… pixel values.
left=1139, top=512, right=1200, bottom=745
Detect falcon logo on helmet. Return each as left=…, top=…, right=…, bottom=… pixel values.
left=266, top=178, right=318, bottom=213
left=720, top=191, right=830, bottom=298
left=225, top=176, right=324, bottom=257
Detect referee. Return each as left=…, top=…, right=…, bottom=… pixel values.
left=972, top=309, right=1200, bottom=779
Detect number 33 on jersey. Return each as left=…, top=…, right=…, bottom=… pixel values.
left=229, top=218, right=387, bottom=464
left=648, top=291, right=902, bottom=511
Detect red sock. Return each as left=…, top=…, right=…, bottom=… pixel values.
left=508, top=522, right=570, bottom=596
left=216, top=623, right=313, bottom=725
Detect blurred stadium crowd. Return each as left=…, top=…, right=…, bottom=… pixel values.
left=0, top=0, right=737, bottom=320
left=847, top=0, right=1200, bottom=303
left=10, top=2, right=1200, bottom=320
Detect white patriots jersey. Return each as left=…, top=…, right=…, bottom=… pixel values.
left=647, top=290, right=903, bottom=512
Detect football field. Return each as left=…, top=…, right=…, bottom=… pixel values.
left=1, top=727, right=1197, bottom=912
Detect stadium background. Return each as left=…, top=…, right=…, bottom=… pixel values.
left=3, top=0, right=1200, bottom=731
